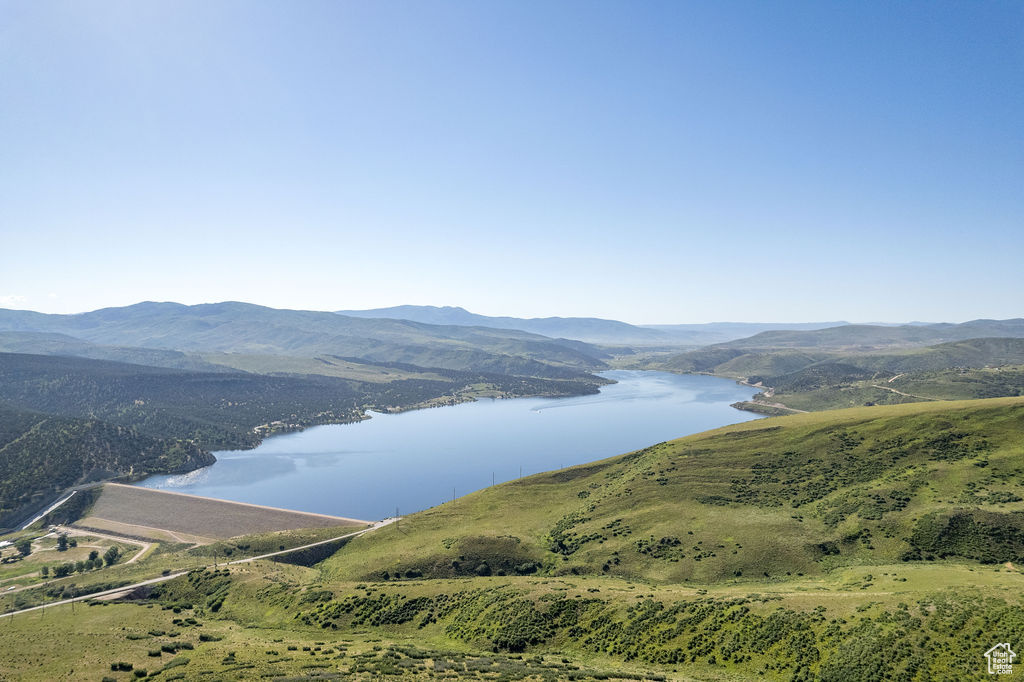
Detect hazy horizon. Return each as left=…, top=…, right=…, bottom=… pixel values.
left=0, top=297, right=993, bottom=328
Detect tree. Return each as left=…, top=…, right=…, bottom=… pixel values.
left=56, top=534, right=68, bottom=551
left=103, top=546, right=120, bottom=567
left=15, top=539, right=31, bottom=557
left=40, top=565, right=48, bottom=577
left=88, top=550, right=99, bottom=561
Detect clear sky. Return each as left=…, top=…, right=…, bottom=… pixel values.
left=1, top=1, right=1021, bottom=324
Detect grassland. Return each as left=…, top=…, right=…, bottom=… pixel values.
left=320, top=397, right=1024, bottom=581
left=0, top=546, right=1020, bottom=679
left=1, top=398, right=1022, bottom=679
left=737, top=366, right=1024, bottom=415
left=0, top=483, right=372, bottom=617
left=0, top=530, right=134, bottom=592
left=889, top=365, right=1024, bottom=400
left=0, top=568, right=683, bottom=681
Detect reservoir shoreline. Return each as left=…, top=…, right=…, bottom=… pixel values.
left=135, top=370, right=761, bottom=520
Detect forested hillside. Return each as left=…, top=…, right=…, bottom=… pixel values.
left=0, top=404, right=210, bottom=526
left=0, top=352, right=603, bottom=529
left=0, top=300, right=617, bottom=530
left=0, top=331, right=233, bottom=372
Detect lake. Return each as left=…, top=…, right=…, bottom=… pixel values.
left=135, top=370, right=761, bottom=520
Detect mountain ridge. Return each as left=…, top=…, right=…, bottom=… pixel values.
left=336, top=304, right=857, bottom=345
left=0, top=302, right=607, bottom=380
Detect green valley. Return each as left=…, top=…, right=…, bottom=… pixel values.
left=1, top=397, right=1022, bottom=680
left=7, top=2, right=1022, bottom=678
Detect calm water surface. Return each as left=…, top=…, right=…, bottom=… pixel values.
left=136, top=371, right=760, bottom=519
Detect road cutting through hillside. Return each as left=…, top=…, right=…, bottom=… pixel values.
left=0, top=518, right=397, bottom=619
left=870, top=384, right=938, bottom=401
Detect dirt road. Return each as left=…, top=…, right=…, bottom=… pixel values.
left=0, top=518, right=397, bottom=619
left=869, top=384, right=937, bottom=401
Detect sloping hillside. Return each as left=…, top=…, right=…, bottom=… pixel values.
left=0, top=352, right=603, bottom=528
left=338, top=306, right=855, bottom=346
left=0, top=302, right=607, bottom=379
left=0, top=403, right=210, bottom=526
left=3, top=398, right=1023, bottom=681
left=0, top=331, right=231, bottom=372
left=652, top=337, right=1024, bottom=414
left=323, top=397, right=1024, bottom=583
left=721, top=319, right=1024, bottom=351
left=337, top=305, right=674, bottom=345
left=0, top=352, right=604, bottom=447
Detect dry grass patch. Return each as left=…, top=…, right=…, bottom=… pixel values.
left=82, top=484, right=369, bottom=541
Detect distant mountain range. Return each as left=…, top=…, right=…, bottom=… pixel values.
left=0, top=302, right=606, bottom=379
left=644, top=321, right=851, bottom=344
left=336, top=305, right=672, bottom=345
left=4, top=303, right=1017, bottom=359
left=336, top=305, right=850, bottom=345
left=720, top=318, right=1024, bottom=350
left=653, top=319, right=1024, bottom=375
left=0, top=331, right=233, bottom=372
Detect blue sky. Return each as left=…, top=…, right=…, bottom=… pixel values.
left=1, top=1, right=1021, bottom=324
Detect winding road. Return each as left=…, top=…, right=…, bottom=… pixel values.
left=869, top=384, right=937, bottom=401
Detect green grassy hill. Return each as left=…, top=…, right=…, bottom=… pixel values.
left=323, top=397, right=1024, bottom=583
left=2, top=398, right=1023, bottom=680
left=721, top=319, right=1024, bottom=351
left=850, top=337, right=1024, bottom=373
